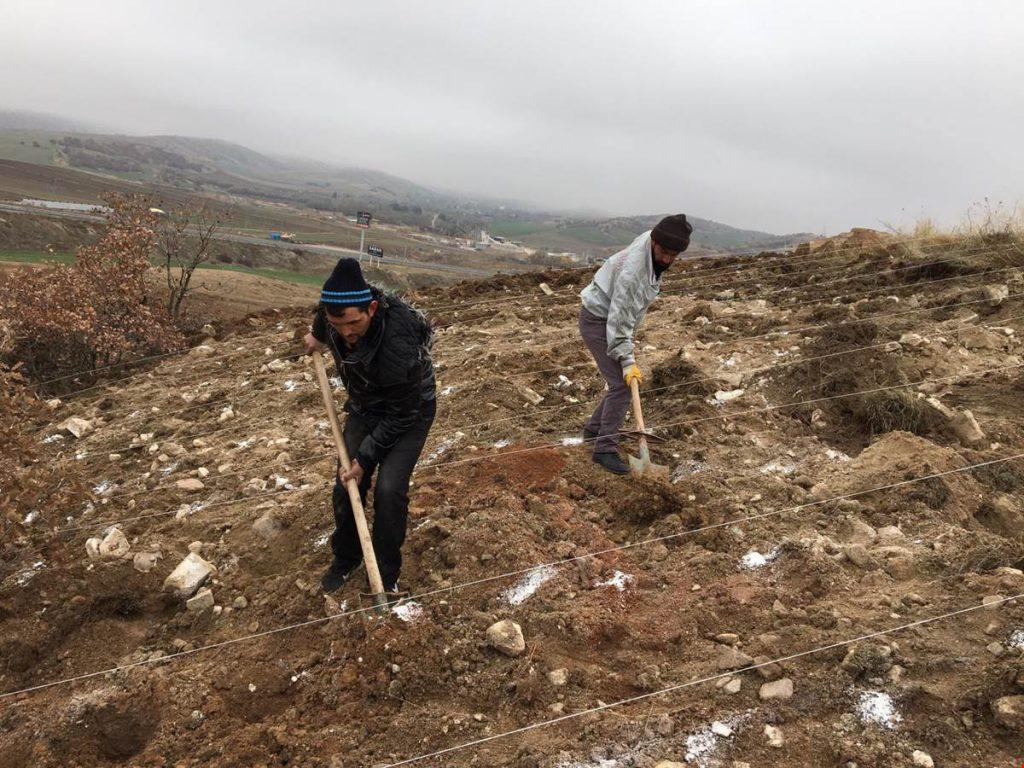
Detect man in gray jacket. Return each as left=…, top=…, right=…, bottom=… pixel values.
left=579, top=214, right=692, bottom=473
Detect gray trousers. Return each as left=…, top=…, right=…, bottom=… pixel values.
left=579, top=305, right=630, bottom=453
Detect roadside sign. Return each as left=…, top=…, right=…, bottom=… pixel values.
left=356, top=211, right=372, bottom=228
left=367, top=245, right=384, bottom=258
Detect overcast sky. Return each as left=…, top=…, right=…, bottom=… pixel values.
left=2, top=0, right=1022, bottom=233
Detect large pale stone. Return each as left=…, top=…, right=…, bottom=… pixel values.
left=59, top=417, right=92, bottom=438
left=163, top=552, right=216, bottom=599
left=486, top=619, right=525, bottom=657
left=98, top=528, right=131, bottom=560
left=186, top=588, right=215, bottom=613
left=759, top=677, right=794, bottom=700
left=991, top=695, right=1024, bottom=730
left=715, top=645, right=754, bottom=671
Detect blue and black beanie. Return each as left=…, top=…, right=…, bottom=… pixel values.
left=321, top=257, right=372, bottom=310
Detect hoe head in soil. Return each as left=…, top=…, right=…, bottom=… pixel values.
left=620, top=429, right=669, bottom=481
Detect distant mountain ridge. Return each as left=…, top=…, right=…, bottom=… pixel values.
left=0, top=109, right=813, bottom=252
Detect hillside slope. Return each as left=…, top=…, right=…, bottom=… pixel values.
left=3, top=231, right=1024, bottom=767
left=0, top=123, right=810, bottom=252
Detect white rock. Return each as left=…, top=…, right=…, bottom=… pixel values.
left=900, top=333, right=925, bottom=347
left=711, top=721, right=733, bottom=737
left=186, top=588, right=215, bottom=613
left=85, top=537, right=102, bottom=560
left=759, top=677, right=794, bottom=700
left=518, top=386, right=544, bottom=405
left=486, top=619, right=526, bottom=657
left=133, top=552, right=160, bottom=573
left=764, top=724, right=784, bottom=748
left=712, top=389, right=745, bottom=405
left=912, top=750, right=934, bottom=768
left=176, top=478, right=205, bottom=492
left=547, top=668, right=569, bottom=686
left=59, top=417, right=92, bottom=438
left=163, top=552, right=216, bottom=599
left=98, top=528, right=131, bottom=559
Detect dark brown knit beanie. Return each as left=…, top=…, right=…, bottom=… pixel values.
left=651, top=214, right=693, bottom=253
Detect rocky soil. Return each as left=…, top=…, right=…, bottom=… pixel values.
left=2, top=229, right=1024, bottom=767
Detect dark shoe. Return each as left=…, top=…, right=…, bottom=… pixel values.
left=582, top=426, right=599, bottom=441
left=321, top=560, right=359, bottom=593
left=593, top=451, right=629, bottom=475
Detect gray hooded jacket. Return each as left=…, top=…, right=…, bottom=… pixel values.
left=579, top=230, right=661, bottom=373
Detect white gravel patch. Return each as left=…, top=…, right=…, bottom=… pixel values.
left=857, top=690, right=902, bottom=729
left=503, top=565, right=557, bottom=605
left=596, top=570, right=635, bottom=592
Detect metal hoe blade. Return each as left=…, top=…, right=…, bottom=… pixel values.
left=628, top=439, right=669, bottom=481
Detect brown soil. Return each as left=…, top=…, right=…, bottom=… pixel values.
left=3, top=231, right=1024, bottom=767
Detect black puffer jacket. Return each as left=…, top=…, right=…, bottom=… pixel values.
left=312, top=289, right=436, bottom=467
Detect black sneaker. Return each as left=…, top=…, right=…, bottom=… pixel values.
left=593, top=452, right=629, bottom=475
left=321, top=560, right=359, bottom=593
left=582, top=426, right=599, bottom=441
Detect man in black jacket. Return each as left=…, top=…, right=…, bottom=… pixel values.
left=303, top=258, right=436, bottom=593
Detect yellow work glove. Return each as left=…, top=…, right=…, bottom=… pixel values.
left=623, top=364, right=643, bottom=386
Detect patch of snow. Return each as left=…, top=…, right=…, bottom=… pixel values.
left=1007, top=629, right=1024, bottom=650
left=671, top=460, right=708, bottom=484
left=23, top=510, right=39, bottom=526
left=15, top=561, right=45, bottom=586
left=329, top=376, right=344, bottom=390
left=554, top=759, right=618, bottom=768
left=503, top=565, right=557, bottom=605
left=92, top=480, right=114, bottom=495
left=759, top=460, right=795, bottom=476
left=440, top=385, right=456, bottom=396
left=313, top=532, right=329, bottom=549
left=597, top=570, right=635, bottom=592
left=825, top=448, right=851, bottom=462
left=283, top=380, right=298, bottom=392
left=554, top=374, right=574, bottom=390
left=235, top=439, right=254, bottom=450
left=426, top=433, right=464, bottom=463
left=493, top=439, right=512, bottom=449
left=740, top=546, right=781, bottom=570
left=41, top=434, right=64, bottom=444
left=314, top=420, right=330, bottom=434
left=272, top=475, right=293, bottom=490
left=856, top=690, right=902, bottom=729
left=682, top=713, right=748, bottom=765
left=561, top=436, right=584, bottom=446
left=160, top=463, right=179, bottom=475
left=392, top=601, right=424, bottom=622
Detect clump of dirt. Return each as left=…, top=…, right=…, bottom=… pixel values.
left=649, top=352, right=716, bottom=394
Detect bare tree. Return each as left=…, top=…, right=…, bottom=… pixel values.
left=156, top=199, right=226, bottom=318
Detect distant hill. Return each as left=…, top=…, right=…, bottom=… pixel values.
left=486, top=214, right=814, bottom=255
left=0, top=114, right=812, bottom=253
left=0, top=109, right=112, bottom=134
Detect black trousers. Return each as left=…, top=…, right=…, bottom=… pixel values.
left=330, top=398, right=435, bottom=586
